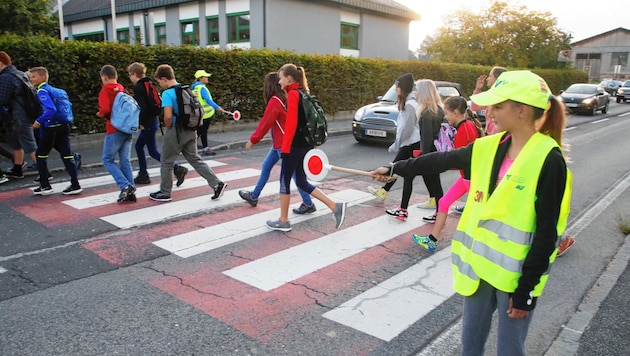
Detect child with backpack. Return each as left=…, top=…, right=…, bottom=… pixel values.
left=28, top=66, right=82, bottom=195
left=265, top=63, right=346, bottom=232
left=97, top=64, right=136, bottom=203
left=149, top=64, right=226, bottom=202
left=191, top=70, right=224, bottom=156
left=411, top=96, right=483, bottom=252
left=127, top=62, right=188, bottom=186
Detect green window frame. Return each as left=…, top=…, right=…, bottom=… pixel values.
left=117, top=27, right=140, bottom=43
left=207, top=16, right=219, bottom=45
left=181, top=18, right=200, bottom=45
left=155, top=23, right=166, bottom=44
left=340, top=22, right=359, bottom=50
left=227, top=11, right=250, bottom=43
left=73, top=31, right=105, bottom=42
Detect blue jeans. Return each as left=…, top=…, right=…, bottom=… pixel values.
left=102, top=131, right=133, bottom=190
left=461, top=279, right=534, bottom=356
left=253, top=148, right=312, bottom=205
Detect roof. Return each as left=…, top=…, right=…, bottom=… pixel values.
left=571, top=27, right=630, bottom=46
left=62, top=0, right=420, bottom=23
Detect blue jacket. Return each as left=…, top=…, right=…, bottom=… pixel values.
left=35, top=82, right=62, bottom=128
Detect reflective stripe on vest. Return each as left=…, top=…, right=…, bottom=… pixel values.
left=452, top=132, right=571, bottom=297
left=192, top=85, right=215, bottom=119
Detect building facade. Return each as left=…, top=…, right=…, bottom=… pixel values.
left=61, top=0, right=420, bottom=60
left=570, top=28, right=630, bottom=80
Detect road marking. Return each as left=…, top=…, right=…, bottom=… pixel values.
left=618, top=112, right=630, bottom=117
left=153, top=189, right=373, bottom=258
left=63, top=167, right=259, bottom=209
left=323, top=247, right=454, bottom=341
left=223, top=211, right=431, bottom=291
left=564, top=126, right=576, bottom=131
left=592, top=118, right=609, bottom=124
left=0, top=266, right=7, bottom=273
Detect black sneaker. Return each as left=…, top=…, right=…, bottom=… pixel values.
left=62, top=185, right=83, bottom=195
left=5, top=169, right=24, bottom=179
left=292, top=202, right=317, bottom=214
left=149, top=191, right=172, bottom=202
left=25, top=163, right=38, bottom=172
left=175, top=166, right=188, bottom=187
left=134, top=174, right=151, bottom=184
left=33, top=173, right=53, bottom=183
left=211, top=182, right=227, bottom=200
left=74, top=152, right=82, bottom=170
left=238, top=190, right=258, bottom=207
left=33, top=186, right=54, bottom=195
left=117, top=185, right=137, bottom=203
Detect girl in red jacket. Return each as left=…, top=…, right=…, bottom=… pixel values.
left=413, top=96, right=483, bottom=252
left=265, top=64, right=346, bottom=232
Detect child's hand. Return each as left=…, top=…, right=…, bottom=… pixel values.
left=370, top=167, right=391, bottom=182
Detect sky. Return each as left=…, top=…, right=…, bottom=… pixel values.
left=394, top=0, right=628, bottom=50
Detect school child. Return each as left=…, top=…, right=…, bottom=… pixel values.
left=238, top=72, right=316, bottom=214
left=412, top=96, right=482, bottom=251
left=97, top=65, right=136, bottom=203
left=28, top=66, right=82, bottom=195
left=371, top=70, right=571, bottom=356
left=367, top=73, right=420, bottom=222
left=127, top=62, right=188, bottom=186
left=149, top=64, right=226, bottom=202
left=266, top=63, right=346, bottom=232
left=471, top=66, right=507, bottom=135
left=191, top=70, right=224, bottom=156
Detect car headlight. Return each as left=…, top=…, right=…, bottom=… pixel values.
left=354, top=107, right=367, bottom=121
left=619, top=89, right=625, bottom=95
left=582, top=98, right=595, bottom=104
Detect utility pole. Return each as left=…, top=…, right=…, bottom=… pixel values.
left=110, top=0, right=117, bottom=42
left=57, top=0, right=65, bottom=42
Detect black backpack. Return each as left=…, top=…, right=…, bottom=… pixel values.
left=298, top=89, right=328, bottom=146
left=143, top=80, right=162, bottom=117
left=174, top=85, right=204, bottom=130
left=8, top=71, right=41, bottom=121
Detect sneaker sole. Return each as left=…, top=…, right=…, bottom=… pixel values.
left=150, top=196, right=172, bottom=202
left=213, top=183, right=227, bottom=200
left=62, top=189, right=83, bottom=195
left=395, top=216, right=407, bottom=222
left=33, top=190, right=54, bottom=196
left=335, top=203, right=347, bottom=229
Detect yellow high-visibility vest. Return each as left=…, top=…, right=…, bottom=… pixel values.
left=452, top=132, right=572, bottom=297
left=192, top=84, right=215, bottom=119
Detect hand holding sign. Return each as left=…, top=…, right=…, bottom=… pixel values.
left=303, top=149, right=397, bottom=182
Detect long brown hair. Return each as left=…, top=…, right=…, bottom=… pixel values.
left=263, top=72, right=286, bottom=103
left=278, top=63, right=310, bottom=94
left=535, top=96, right=569, bottom=154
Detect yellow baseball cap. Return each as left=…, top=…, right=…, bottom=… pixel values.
left=194, top=70, right=212, bottom=78
left=471, top=70, right=551, bottom=110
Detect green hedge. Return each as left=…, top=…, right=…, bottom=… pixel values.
left=1, top=34, right=588, bottom=135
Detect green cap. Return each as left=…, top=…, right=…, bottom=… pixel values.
left=194, top=70, right=212, bottom=79
left=471, top=70, right=551, bottom=110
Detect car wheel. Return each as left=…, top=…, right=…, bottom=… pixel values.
left=617, top=97, right=622, bottom=103
left=602, top=102, right=608, bottom=114
left=589, top=105, right=596, bottom=116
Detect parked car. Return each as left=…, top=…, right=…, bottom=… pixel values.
left=615, top=80, right=630, bottom=103
left=558, top=83, right=609, bottom=115
left=599, top=80, right=623, bottom=96
left=352, top=81, right=473, bottom=144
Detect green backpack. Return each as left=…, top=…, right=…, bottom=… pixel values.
left=298, top=89, right=328, bottom=146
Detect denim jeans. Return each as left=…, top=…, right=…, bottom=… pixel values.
left=102, top=131, right=133, bottom=190
left=279, top=146, right=315, bottom=195
left=135, top=120, right=161, bottom=176
left=253, top=148, right=312, bottom=205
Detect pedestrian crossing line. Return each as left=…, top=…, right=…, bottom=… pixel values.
left=153, top=189, right=374, bottom=258
left=222, top=212, right=432, bottom=291
left=62, top=167, right=260, bottom=210
left=48, top=160, right=226, bottom=192
left=322, top=247, right=454, bottom=342
left=0, top=266, right=7, bottom=273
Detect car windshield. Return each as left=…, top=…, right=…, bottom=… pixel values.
left=566, top=84, right=597, bottom=94
left=623, top=81, right=630, bottom=87
left=380, top=83, right=464, bottom=102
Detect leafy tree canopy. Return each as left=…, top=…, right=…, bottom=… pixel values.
left=0, top=0, right=58, bottom=36
left=419, top=1, right=573, bottom=69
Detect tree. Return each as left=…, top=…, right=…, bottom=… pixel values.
left=0, top=0, right=58, bottom=36
left=419, top=1, right=573, bottom=69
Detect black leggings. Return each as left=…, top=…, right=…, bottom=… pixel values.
left=197, top=118, right=211, bottom=148
left=383, top=142, right=420, bottom=210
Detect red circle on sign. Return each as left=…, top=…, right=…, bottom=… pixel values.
left=233, top=111, right=240, bottom=120
left=307, top=155, right=323, bottom=175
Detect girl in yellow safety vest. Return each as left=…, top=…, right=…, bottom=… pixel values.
left=371, top=70, right=571, bottom=356
left=191, top=70, right=224, bottom=156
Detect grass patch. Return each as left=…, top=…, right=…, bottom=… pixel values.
left=617, top=216, right=630, bottom=235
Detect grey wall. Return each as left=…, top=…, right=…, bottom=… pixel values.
left=360, top=13, right=409, bottom=60
left=249, top=0, right=265, bottom=48
left=165, top=6, right=181, bottom=45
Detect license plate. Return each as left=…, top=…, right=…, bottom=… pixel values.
left=365, top=129, right=387, bottom=137
left=565, top=103, right=578, bottom=108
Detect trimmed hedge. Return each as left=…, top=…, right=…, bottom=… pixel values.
left=1, top=34, right=588, bottom=135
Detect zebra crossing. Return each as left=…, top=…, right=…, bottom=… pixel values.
left=3, top=157, right=464, bottom=347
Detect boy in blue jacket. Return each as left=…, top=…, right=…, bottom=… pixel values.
left=29, top=67, right=82, bottom=195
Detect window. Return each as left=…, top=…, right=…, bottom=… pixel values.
left=181, top=19, right=199, bottom=45
left=155, top=23, right=166, bottom=44
left=340, top=22, right=359, bottom=50
left=612, top=52, right=628, bottom=67
left=227, top=12, right=250, bottom=43
left=73, top=32, right=105, bottom=42
left=207, top=16, right=219, bottom=44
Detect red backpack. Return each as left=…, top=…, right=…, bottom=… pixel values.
left=144, top=80, right=162, bottom=117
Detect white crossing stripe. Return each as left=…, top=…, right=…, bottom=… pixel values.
left=153, top=189, right=373, bottom=258
left=0, top=266, right=7, bottom=273
left=62, top=167, right=258, bottom=209
left=223, top=212, right=431, bottom=291
left=323, top=247, right=454, bottom=341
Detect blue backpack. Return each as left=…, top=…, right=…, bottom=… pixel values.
left=41, top=86, right=74, bottom=124
left=110, top=92, right=140, bottom=134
